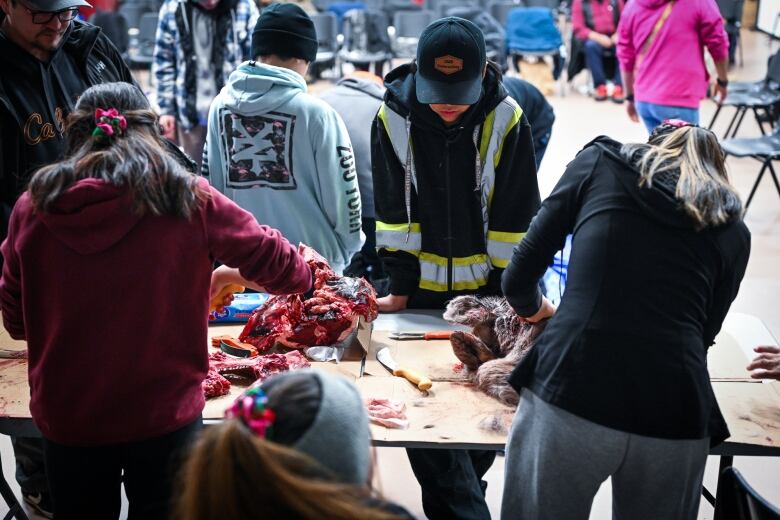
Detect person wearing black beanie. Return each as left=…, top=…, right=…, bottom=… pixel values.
left=250, top=3, right=318, bottom=63
left=202, top=1, right=365, bottom=276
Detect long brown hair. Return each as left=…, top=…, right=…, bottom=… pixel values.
left=621, top=125, right=742, bottom=229
left=27, top=82, right=208, bottom=217
left=174, top=373, right=403, bottom=520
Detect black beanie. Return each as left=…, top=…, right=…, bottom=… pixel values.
left=251, top=3, right=318, bottom=63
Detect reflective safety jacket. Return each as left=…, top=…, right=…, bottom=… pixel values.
left=372, top=63, right=541, bottom=309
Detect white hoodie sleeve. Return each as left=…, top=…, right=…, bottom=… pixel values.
left=203, top=99, right=226, bottom=193
left=312, top=107, right=365, bottom=266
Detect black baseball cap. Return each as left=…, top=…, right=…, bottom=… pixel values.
left=24, top=0, right=91, bottom=11
left=415, top=17, right=487, bottom=105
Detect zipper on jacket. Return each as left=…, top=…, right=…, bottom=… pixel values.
left=444, top=140, right=453, bottom=299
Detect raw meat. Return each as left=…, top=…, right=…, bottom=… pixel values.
left=203, top=350, right=310, bottom=399
left=239, top=244, right=378, bottom=352
left=202, top=368, right=231, bottom=398
left=365, top=398, right=409, bottom=429
left=443, top=295, right=546, bottom=407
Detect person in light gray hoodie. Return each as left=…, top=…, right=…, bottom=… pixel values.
left=203, top=3, right=363, bottom=273
left=319, top=68, right=387, bottom=293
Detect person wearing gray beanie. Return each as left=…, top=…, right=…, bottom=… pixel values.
left=175, top=371, right=414, bottom=519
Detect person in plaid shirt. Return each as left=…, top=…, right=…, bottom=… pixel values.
left=152, top=0, right=258, bottom=167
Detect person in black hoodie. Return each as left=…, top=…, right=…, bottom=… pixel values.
left=500, top=121, right=750, bottom=519
left=371, top=17, right=540, bottom=520
left=0, top=3, right=134, bottom=515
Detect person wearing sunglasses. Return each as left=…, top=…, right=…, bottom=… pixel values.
left=500, top=120, right=750, bottom=519
left=0, top=0, right=135, bottom=516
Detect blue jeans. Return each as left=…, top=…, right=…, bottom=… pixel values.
left=583, top=40, right=621, bottom=87
left=635, top=101, right=700, bottom=133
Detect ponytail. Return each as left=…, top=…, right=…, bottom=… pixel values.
left=174, top=421, right=403, bottom=520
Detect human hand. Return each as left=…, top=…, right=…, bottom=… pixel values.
left=746, top=345, right=780, bottom=381
left=626, top=100, right=639, bottom=123
left=377, top=294, right=409, bottom=313
left=592, top=32, right=613, bottom=48
left=522, top=296, right=556, bottom=323
left=159, top=115, right=177, bottom=140
left=610, top=32, right=618, bottom=45
left=713, top=83, right=728, bottom=105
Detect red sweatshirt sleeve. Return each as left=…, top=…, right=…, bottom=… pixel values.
left=201, top=183, right=312, bottom=295
left=699, top=0, right=729, bottom=63
left=572, top=0, right=591, bottom=41
left=0, top=198, right=26, bottom=340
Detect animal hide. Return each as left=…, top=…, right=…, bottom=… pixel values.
left=443, top=295, right=546, bottom=407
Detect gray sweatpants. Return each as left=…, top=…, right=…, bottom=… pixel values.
left=501, top=390, right=709, bottom=520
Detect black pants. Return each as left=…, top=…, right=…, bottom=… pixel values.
left=43, top=418, right=202, bottom=520
left=407, top=448, right=496, bottom=520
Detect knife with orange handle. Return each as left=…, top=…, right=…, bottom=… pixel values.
left=376, top=347, right=433, bottom=391
left=209, top=284, right=245, bottom=313
left=388, top=330, right=454, bottom=341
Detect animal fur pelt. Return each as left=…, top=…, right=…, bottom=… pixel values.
left=443, top=295, right=546, bottom=407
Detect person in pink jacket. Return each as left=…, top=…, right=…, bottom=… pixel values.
left=0, top=81, right=313, bottom=519
left=616, top=0, right=730, bottom=131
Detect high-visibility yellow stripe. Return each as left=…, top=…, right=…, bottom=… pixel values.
left=418, top=252, right=489, bottom=267
left=377, top=104, right=391, bottom=139
left=490, top=258, right=510, bottom=268
left=494, top=105, right=524, bottom=167
left=479, top=109, right=495, bottom=165
left=383, top=247, right=421, bottom=257
left=487, top=230, right=526, bottom=244
left=376, top=221, right=421, bottom=233
left=419, top=278, right=488, bottom=292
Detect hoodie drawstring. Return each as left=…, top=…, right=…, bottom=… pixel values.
left=473, top=126, right=482, bottom=192
left=404, top=117, right=414, bottom=243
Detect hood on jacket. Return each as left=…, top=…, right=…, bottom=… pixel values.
left=335, top=74, right=385, bottom=100
left=590, top=135, right=736, bottom=230
left=39, top=179, right=142, bottom=255
left=222, top=61, right=306, bottom=114
left=382, top=61, right=508, bottom=134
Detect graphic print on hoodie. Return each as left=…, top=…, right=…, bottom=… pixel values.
left=220, top=110, right=297, bottom=189
left=204, top=61, right=364, bottom=273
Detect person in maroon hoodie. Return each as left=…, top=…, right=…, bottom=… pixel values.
left=0, top=81, right=313, bottom=520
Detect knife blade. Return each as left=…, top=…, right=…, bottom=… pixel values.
left=388, top=330, right=454, bottom=341
left=376, top=347, right=433, bottom=391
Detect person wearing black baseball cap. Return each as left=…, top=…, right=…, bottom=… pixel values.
left=371, top=16, right=541, bottom=520
left=1, top=0, right=134, bottom=515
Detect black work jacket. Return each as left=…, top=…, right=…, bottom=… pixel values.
left=503, top=136, right=750, bottom=446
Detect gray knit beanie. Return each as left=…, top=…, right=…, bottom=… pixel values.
left=262, top=370, right=371, bottom=485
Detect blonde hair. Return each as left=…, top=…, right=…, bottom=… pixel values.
left=621, top=126, right=742, bottom=229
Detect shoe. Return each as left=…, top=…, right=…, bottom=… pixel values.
left=594, top=84, right=608, bottom=101
left=23, top=491, right=54, bottom=519
left=612, top=85, right=625, bottom=104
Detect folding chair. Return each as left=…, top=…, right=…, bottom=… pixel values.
left=434, top=0, right=476, bottom=16
left=339, top=8, right=393, bottom=76
left=716, top=0, right=745, bottom=66
left=118, top=2, right=144, bottom=30
left=127, top=12, right=157, bottom=70
left=488, top=0, right=525, bottom=27
left=714, top=467, right=780, bottom=520
left=392, top=9, right=436, bottom=60
left=721, top=121, right=780, bottom=211
left=0, top=452, right=28, bottom=520
left=310, top=12, right=340, bottom=78
left=708, top=52, right=780, bottom=139
left=506, top=7, right=564, bottom=82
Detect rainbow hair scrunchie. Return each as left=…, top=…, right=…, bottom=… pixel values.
left=226, top=385, right=276, bottom=439
left=92, top=108, right=128, bottom=144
